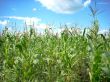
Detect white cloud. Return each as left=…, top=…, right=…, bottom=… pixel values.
left=84, top=0, right=91, bottom=7
left=3, top=16, right=41, bottom=26
left=32, top=8, right=37, bottom=12
left=32, top=23, right=48, bottom=30
left=98, top=29, right=109, bottom=35
left=0, top=20, right=8, bottom=26
left=36, top=0, right=91, bottom=14
left=66, top=22, right=72, bottom=26
left=2, top=16, right=49, bottom=30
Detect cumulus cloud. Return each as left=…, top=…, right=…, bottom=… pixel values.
left=98, top=29, right=109, bottom=35
left=2, top=16, right=48, bottom=30
left=3, top=16, right=41, bottom=26
left=36, top=0, right=91, bottom=14
left=32, top=8, right=37, bottom=12
left=84, top=0, right=91, bottom=7
left=0, top=20, right=8, bottom=26
left=35, top=23, right=48, bottom=29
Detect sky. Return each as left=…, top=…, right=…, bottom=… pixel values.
left=0, top=0, right=110, bottom=32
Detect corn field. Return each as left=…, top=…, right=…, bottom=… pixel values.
left=0, top=20, right=110, bottom=82
left=0, top=4, right=110, bottom=82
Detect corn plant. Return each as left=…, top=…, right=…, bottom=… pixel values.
left=0, top=2, right=110, bottom=82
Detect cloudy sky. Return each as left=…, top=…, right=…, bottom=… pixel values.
left=0, top=0, right=110, bottom=31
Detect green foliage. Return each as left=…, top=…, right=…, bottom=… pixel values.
left=0, top=25, right=110, bottom=82
left=0, top=2, right=110, bottom=81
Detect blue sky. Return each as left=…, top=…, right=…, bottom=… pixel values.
left=0, top=0, right=110, bottom=32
